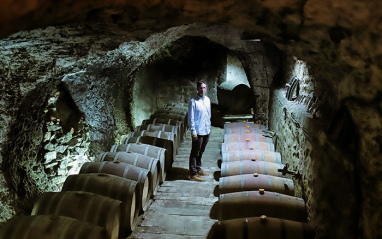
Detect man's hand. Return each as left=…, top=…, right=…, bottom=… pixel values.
left=192, top=135, right=198, bottom=141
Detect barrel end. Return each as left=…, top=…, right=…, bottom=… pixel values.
left=217, top=159, right=222, bottom=169
left=213, top=171, right=221, bottom=181
left=209, top=201, right=220, bottom=219
left=206, top=221, right=219, bottom=239
left=213, top=185, right=220, bottom=197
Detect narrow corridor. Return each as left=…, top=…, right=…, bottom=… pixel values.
left=129, top=126, right=224, bottom=238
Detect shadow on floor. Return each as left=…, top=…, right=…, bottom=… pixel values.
left=165, top=167, right=190, bottom=181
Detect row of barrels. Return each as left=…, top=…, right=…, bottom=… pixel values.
left=208, top=122, right=315, bottom=239
left=0, top=103, right=189, bottom=239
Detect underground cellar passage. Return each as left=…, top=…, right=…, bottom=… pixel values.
left=0, top=1, right=381, bottom=239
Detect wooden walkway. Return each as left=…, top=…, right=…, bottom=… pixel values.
left=128, top=126, right=224, bottom=239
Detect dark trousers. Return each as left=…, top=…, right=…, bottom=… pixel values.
left=189, top=134, right=210, bottom=176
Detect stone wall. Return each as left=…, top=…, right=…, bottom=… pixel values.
left=269, top=57, right=382, bottom=239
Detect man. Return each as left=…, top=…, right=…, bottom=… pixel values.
left=188, top=80, right=211, bottom=182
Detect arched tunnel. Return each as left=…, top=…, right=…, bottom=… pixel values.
left=0, top=1, right=381, bottom=239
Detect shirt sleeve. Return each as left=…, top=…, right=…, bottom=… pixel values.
left=188, top=99, right=197, bottom=136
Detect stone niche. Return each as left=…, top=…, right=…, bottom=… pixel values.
left=131, top=35, right=228, bottom=127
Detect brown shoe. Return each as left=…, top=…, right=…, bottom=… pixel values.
left=198, top=170, right=209, bottom=176
left=189, top=175, right=205, bottom=182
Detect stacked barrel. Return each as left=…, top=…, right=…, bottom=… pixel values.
left=208, top=121, right=315, bottom=239
left=0, top=103, right=188, bottom=239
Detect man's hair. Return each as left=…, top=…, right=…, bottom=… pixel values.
left=196, top=80, right=207, bottom=88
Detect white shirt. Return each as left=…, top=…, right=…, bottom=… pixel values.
left=188, top=95, right=211, bottom=136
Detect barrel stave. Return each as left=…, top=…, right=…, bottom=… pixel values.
left=217, top=174, right=294, bottom=196
left=99, top=151, right=161, bottom=196
left=61, top=173, right=140, bottom=235
left=79, top=161, right=151, bottom=212
left=31, top=191, right=121, bottom=239
left=0, top=215, right=108, bottom=239
left=215, top=191, right=307, bottom=222
left=221, top=161, right=285, bottom=177
left=207, top=217, right=315, bottom=239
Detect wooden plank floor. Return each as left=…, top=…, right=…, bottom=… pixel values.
left=128, top=126, right=224, bottom=239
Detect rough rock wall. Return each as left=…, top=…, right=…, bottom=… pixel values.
left=0, top=24, right=137, bottom=220
left=0, top=23, right=273, bottom=223
left=132, top=36, right=227, bottom=126
left=269, top=58, right=381, bottom=239
left=240, top=42, right=284, bottom=126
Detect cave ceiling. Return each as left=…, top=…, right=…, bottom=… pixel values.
left=0, top=0, right=381, bottom=74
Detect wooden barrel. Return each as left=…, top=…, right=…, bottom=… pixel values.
left=219, top=149, right=282, bottom=167
left=220, top=161, right=285, bottom=177
left=163, top=103, right=188, bottom=108
left=135, top=124, right=178, bottom=135
left=222, top=141, right=275, bottom=152
left=142, top=118, right=185, bottom=138
left=153, top=114, right=187, bottom=137
left=224, top=133, right=273, bottom=144
left=161, top=107, right=187, bottom=113
left=224, top=122, right=266, bottom=130
left=61, top=173, right=139, bottom=236
left=79, top=161, right=151, bottom=212
left=121, top=136, right=174, bottom=171
left=207, top=216, right=315, bottom=239
left=111, top=143, right=166, bottom=183
left=31, top=191, right=121, bottom=239
left=0, top=215, right=108, bottom=239
left=224, top=127, right=264, bottom=134
left=155, top=109, right=187, bottom=116
left=135, top=124, right=180, bottom=150
left=151, top=112, right=186, bottom=122
left=127, top=130, right=178, bottom=153
left=214, top=174, right=294, bottom=197
left=217, top=81, right=253, bottom=111
left=98, top=152, right=161, bottom=196
left=210, top=191, right=307, bottom=222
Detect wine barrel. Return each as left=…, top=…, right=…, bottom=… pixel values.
left=135, top=124, right=180, bottom=149
left=79, top=161, right=151, bottom=212
left=155, top=109, right=187, bottom=116
left=218, top=149, right=282, bottom=167
left=151, top=112, right=186, bottom=122
left=0, top=215, right=108, bottom=239
left=127, top=130, right=178, bottom=153
left=220, top=161, right=285, bottom=177
left=152, top=113, right=187, bottom=138
left=163, top=103, right=188, bottom=108
left=224, top=133, right=273, bottom=144
left=217, top=81, right=253, bottom=111
left=142, top=118, right=185, bottom=138
left=224, top=122, right=266, bottom=130
left=31, top=191, right=121, bottom=239
left=62, top=173, right=139, bottom=236
left=224, top=127, right=264, bottom=134
left=135, top=124, right=178, bottom=136
left=222, top=141, right=275, bottom=152
left=207, top=216, right=315, bottom=239
left=214, top=173, right=294, bottom=197
left=98, top=151, right=161, bottom=196
left=121, top=136, right=174, bottom=171
left=210, top=190, right=307, bottom=222
left=111, top=143, right=166, bottom=183
left=161, top=108, right=187, bottom=114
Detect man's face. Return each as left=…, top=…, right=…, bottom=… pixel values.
left=197, top=83, right=207, bottom=97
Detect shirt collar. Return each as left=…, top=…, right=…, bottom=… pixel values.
left=196, top=94, right=205, bottom=100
